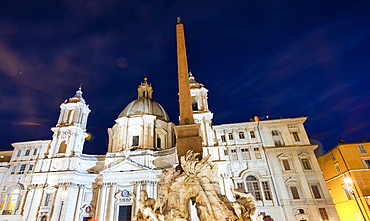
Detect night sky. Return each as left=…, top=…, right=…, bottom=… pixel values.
left=0, top=0, right=369, bottom=155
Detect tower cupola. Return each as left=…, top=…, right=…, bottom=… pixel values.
left=57, top=86, right=90, bottom=129
left=137, top=78, right=153, bottom=99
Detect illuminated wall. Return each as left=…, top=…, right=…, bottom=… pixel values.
left=318, top=142, right=370, bottom=221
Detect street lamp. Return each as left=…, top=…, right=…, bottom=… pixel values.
left=344, top=177, right=367, bottom=221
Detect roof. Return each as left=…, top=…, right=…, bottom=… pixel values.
left=118, top=97, right=170, bottom=121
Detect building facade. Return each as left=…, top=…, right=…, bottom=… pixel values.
left=317, top=141, right=370, bottom=220
left=0, top=74, right=340, bottom=221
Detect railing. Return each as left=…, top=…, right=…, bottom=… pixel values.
left=2, top=210, right=12, bottom=215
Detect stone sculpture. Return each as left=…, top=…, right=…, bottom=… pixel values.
left=133, top=190, right=160, bottom=221
left=134, top=150, right=263, bottom=221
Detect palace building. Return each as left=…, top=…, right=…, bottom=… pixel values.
left=317, top=141, right=370, bottom=220
left=0, top=22, right=339, bottom=221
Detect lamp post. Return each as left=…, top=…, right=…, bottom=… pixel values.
left=344, top=177, right=367, bottom=221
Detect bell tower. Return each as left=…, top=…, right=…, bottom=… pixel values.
left=48, top=86, right=91, bottom=158
left=175, top=18, right=203, bottom=159
left=189, top=72, right=216, bottom=147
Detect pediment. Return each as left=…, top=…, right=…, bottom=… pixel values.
left=277, top=153, right=291, bottom=159
left=298, top=152, right=310, bottom=158
left=101, top=159, right=148, bottom=173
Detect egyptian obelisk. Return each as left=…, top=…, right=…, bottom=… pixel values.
left=175, top=17, right=203, bottom=159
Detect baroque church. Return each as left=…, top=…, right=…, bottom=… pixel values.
left=0, top=21, right=340, bottom=221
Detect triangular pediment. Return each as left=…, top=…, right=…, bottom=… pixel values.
left=298, top=152, right=310, bottom=158
left=101, top=159, right=149, bottom=173
left=277, top=153, right=291, bottom=159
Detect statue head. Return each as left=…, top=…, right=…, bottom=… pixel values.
left=140, top=190, right=148, bottom=200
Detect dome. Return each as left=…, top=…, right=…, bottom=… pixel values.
left=118, top=97, right=170, bottom=121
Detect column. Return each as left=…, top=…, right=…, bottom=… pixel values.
left=97, top=183, right=108, bottom=221
left=107, top=183, right=117, bottom=221
left=21, top=184, right=36, bottom=221
left=62, top=184, right=79, bottom=220
left=28, top=184, right=44, bottom=220
left=50, top=184, right=64, bottom=221
left=134, top=182, right=141, bottom=215
left=74, top=185, right=84, bottom=221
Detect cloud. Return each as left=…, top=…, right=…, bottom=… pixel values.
left=12, top=121, right=44, bottom=126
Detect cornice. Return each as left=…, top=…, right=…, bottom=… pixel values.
left=264, top=145, right=317, bottom=152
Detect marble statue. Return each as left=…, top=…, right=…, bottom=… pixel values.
left=134, top=150, right=263, bottom=221
left=134, top=190, right=160, bottom=221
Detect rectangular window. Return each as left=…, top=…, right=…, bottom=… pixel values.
left=250, top=131, right=256, bottom=138
left=132, top=136, right=139, bottom=146
left=282, top=159, right=291, bottom=171
left=291, top=131, right=300, bottom=141
left=27, top=165, right=33, bottom=173
left=236, top=182, right=244, bottom=189
left=157, top=137, right=161, bottom=148
left=221, top=135, right=226, bottom=142
left=330, top=152, right=336, bottom=161
left=274, top=140, right=283, bottom=147
left=311, top=185, right=322, bottom=199
left=231, top=149, right=238, bottom=160
left=335, top=165, right=341, bottom=174
left=10, top=166, right=16, bottom=175
left=192, top=102, right=198, bottom=111
left=254, top=148, right=262, bottom=159
left=262, top=181, right=272, bottom=200
left=363, top=159, right=370, bottom=169
left=44, top=193, right=53, bottom=206
left=238, top=132, right=245, bottom=139
left=18, top=164, right=26, bottom=174
left=301, top=159, right=312, bottom=170
left=241, top=148, right=251, bottom=160
left=319, top=208, right=329, bottom=221
left=247, top=182, right=262, bottom=201
left=290, top=186, right=300, bottom=199
left=224, top=149, right=228, bottom=156
left=228, top=133, right=234, bottom=140
left=118, top=205, right=132, bottom=221
left=358, top=145, right=367, bottom=154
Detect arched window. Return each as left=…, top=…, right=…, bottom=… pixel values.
left=250, top=131, right=256, bottom=138
left=24, top=149, right=30, bottom=156
left=238, top=131, right=245, bottom=139
left=33, top=148, right=38, bottom=156
left=246, top=176, right=262, bottom=200
left=3, top=188, right=21, bottom=215
left=58, top=141, right=67, bottom=153
left=17, top=150, right=22, bottom=157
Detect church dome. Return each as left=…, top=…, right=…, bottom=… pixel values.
left=117, top=78, right=170, bottom=121
left=118, top=98, right=170, bottom=121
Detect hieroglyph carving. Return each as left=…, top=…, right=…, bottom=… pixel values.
left=134, top=150, right=263, bottom=221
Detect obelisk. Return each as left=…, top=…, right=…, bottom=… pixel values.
left=175, top=17, right=203, bottom=159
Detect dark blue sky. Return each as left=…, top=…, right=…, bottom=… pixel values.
left=0, top=0, right=369, bottom=155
